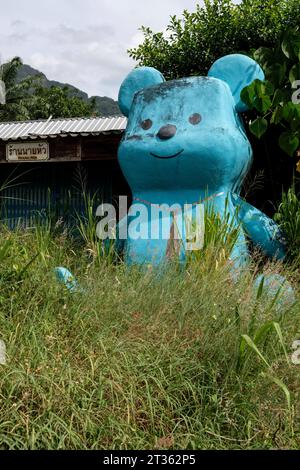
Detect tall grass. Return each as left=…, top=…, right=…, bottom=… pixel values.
left=274, top=183, right=300, bottom=263
left=0, top=217, right=299, bottom=449
left=185, top=198, right=241, bottom=271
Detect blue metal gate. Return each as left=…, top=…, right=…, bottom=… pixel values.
left=0, top=161, right=113, bottom=229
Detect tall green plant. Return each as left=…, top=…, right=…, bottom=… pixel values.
left=274, top=184, right=300, bottom=260
left=241, top=27, right=300, bottom=171
left=0, top=57, right=33, bottom=121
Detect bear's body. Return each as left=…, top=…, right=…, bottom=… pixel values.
left=117, top=55, right=286, bottom=267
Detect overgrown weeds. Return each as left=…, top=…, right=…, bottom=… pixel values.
left=0, top=221, right=299, bottom=449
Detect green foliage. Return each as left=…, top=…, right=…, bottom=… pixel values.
left=26, top=84, right=96, bottom=120
left=0, top=57, right=96, bottom=121
left=274, top=184, right=300, bottom=261
left=185, top=199, right=240, bottom=270
left=249, top=117, right=268, bottom=139
left=128, top=0, right=300, bottom=210
left=128, top=0, right=300, bottom=80
left=241, top=27, right=300, bottom=165
left=15, top=63, right=121, bottom=117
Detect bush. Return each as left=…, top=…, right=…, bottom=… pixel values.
left=274, top=183, right=300, bottom=262
left=128, top=0, right=300, bottom=80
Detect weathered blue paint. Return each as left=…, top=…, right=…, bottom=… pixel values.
left=117, top=54, right=286, bottom=269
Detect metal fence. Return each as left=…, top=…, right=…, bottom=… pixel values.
left=0, top=161, right=112, bottom=230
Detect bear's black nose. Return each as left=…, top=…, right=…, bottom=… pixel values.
left=157, top=124, right=177, bottom=140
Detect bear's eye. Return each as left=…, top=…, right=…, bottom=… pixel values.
left=141, top=119, right=153, bottom=130
left=189, top=113, right=202, bottom=125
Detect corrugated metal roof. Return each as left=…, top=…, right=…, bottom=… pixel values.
left=0, top=116, right=127, bottom=141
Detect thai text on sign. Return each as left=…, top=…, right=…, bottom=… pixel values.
left=6, top=142, right=49, bottom=161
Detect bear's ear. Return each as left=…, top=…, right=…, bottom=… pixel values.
left=118, top=66, right=165, bottom=116
left=207, top=54, right=264, bottom=112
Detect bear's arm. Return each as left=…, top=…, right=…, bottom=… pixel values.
left=232, top=194, right=287, bottom=261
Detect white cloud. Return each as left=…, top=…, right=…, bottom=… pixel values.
left=0, top=0, right=203, bottom=99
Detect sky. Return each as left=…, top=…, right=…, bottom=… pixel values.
left=0, top=0, right=205, bottom=100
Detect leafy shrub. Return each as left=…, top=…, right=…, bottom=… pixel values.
left=0, top=226, right=298, bottom=449
left=241, top=27, right=300, bottom=173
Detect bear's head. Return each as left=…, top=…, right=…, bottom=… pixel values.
left=118, top=54, right=264, bottom=194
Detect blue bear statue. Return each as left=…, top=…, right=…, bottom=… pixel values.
left=116, top=54, right=287, bottom=272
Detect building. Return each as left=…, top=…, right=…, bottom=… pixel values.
left=0, top=116, right=129, bottom=227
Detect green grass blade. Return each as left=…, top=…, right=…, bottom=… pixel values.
left=241, top=334, right=271, bottom=368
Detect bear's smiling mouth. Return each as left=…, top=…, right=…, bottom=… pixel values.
left=150, top=149, right=184, bottom=159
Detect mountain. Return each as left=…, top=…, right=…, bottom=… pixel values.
left=16, top=64, right=121, bottom=117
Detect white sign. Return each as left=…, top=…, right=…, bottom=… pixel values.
left=6, top=141, right=49, bottom=162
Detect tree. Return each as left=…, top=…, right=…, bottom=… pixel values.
left=241, top=27, right=300, bottom=163
left=128, top=0, right=300, bottom=80
left=0, top=57, right=33, bottom=121
left=0, top=57, right=96, bottom=122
